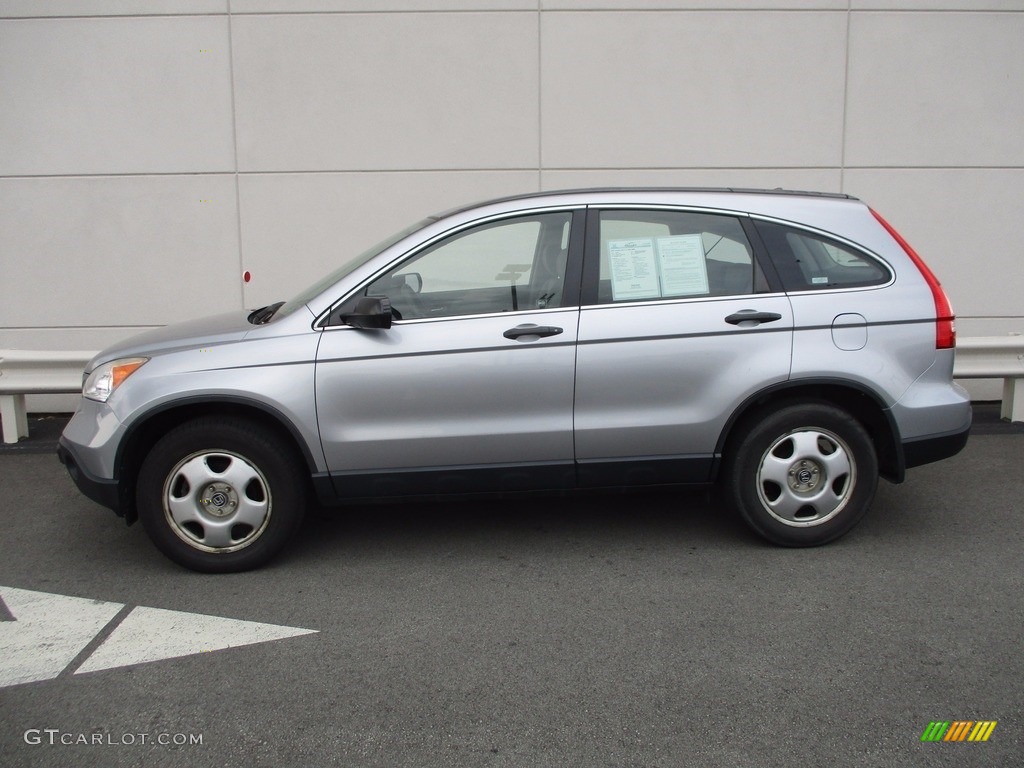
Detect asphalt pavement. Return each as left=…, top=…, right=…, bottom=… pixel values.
left=0, top=410, right=1021, bottom=767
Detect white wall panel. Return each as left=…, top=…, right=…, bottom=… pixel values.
left=232, top=1, right=535, bottom=11
left=541, top=12, right=847, bottom=168
left=231, top=13, right=539, bottom=172
left=845, top=12, right=1024, bottom=167
left=843, top=169, right=1024, bottom=319
left=0, top=176, right=241, bottom=327
left=0, top=17, right=234, bottom=175
left=545, top=1, right=845, bottom=8
left=852, top=1, right=1024, bottom=9
left=237, top=171, right=540, bottom=308
left=0, top=0, right=226, bottom=16
left=542, top=168, right=841, bottom=192
left=1, top=2, right=1022, bottom=415
left=0, top=327, right=151, bottom=353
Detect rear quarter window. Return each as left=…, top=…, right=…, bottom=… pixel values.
left=754, top=219, right=891, bottom=292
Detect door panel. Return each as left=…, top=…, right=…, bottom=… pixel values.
left=573, top=207, right=793, bottom=485
left=316, top=311, right=579, bottom=496
left=575, top=296, right=793, bottom=483
left=314, top=209, right=583, bottom=498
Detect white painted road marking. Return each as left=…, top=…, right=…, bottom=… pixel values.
left=0, top=586, right=317, bottom=689
left=0, top=587, right=124, bottom=687
left=77, top=605, right=318, bottom=674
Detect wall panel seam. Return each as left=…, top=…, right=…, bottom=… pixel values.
left=839, top=0, right=851, bottom=192
left=5, top=166, right=1024, bottom=182
left=227, top=2, right=246, bottom=307
left=4, top=8, right=1021, bottom=21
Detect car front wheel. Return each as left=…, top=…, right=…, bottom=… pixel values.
left=724, top=403, right=878, bottom=546
left=136, top=418, right=306, bottom=572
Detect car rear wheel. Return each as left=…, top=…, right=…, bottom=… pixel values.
left=137, top=418, right=306, bottom=572
left=724, top=403, right=878, bottom=546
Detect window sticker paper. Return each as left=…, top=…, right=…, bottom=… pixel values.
left=608, top=239, right=660, bottom=301
left=656, top=235, right=709, bottom=297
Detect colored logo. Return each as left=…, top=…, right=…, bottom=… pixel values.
left=921, top=721, right=997, bottom=742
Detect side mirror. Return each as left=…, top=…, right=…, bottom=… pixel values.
left=344, top=296, right=392, bottom=330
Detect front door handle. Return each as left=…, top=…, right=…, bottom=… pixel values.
left=503, top=324, right=563, bottom=340
left=724, top=310, right=782, bottom=326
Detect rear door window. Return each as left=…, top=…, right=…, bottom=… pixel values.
left=589, top=210, right=763, bottom=304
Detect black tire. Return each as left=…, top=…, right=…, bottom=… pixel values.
left=723, top=402, right=878, bottom=547
left=136, top=418, right=307, bottom=572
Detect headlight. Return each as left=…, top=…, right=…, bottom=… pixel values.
left=83, top=357, right=149, bottom=402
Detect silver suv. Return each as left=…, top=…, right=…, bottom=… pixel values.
left=58, top=189, right=971, bottom=572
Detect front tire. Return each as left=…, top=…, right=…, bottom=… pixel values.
left=137, top=418, right=307, bottom=572
left=723, top=403, right=878, bottom=547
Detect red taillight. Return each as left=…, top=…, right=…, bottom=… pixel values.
left=870, top=208, right=956, bottom=349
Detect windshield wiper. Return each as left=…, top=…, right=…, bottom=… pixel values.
left=248, top=301, right=284, bottom=325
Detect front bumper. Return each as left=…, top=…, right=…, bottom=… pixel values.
left=57, top=438, right=126, bottom=517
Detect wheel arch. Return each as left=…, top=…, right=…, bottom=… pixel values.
left=114, top=396, right=320, bottom=524
left=714, top=379, right=905, bottom=484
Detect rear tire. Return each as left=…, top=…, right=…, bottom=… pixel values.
left=137, top=418, right=307, bottom=572
left=723, top=403, right=878, bottom=546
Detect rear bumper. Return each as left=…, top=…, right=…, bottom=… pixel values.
left=57, top=439, right=125, bottom=517
left=891, top=369, right=972, bottom=474
left=901, top=420, right=971, bottom=470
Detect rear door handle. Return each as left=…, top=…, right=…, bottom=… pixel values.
left=503, top=324, right=563, bottom=340
left=724, top=310, right=782, bottom=326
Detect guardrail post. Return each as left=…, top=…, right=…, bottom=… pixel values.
left=1, top=394, right=30, bottom=444
left=1003, top=378, right=1023, bottom=423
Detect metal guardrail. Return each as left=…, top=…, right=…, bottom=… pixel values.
left=0, top=350, right=95, bottom=444
left=1, top=336, right=1022, bottom=443
left=953, top=335, right=1024, bottom=423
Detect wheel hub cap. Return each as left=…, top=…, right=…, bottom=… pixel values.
left=756, top=428, right=856, bottom=527
left=200, top=482, right=238, bottom=518
left=788, top=460, right=821, bottom=493
left=163, top=451, right=272, bottom=553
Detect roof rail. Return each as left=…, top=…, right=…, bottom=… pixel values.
left=434, top=187, right=859, bottom=218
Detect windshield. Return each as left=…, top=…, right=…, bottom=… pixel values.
left=273, top=217, right=436, bottom=320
